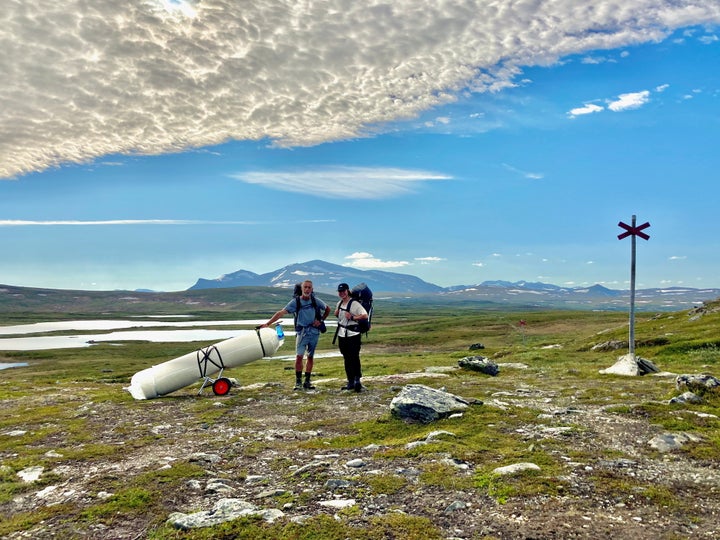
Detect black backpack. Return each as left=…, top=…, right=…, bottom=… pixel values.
left=349, top=282, right=373, bottom=334
left=292, top=283, right=324, bottom=332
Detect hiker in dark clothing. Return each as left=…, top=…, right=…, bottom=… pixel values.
left=334, top=282, right=369, bottom=392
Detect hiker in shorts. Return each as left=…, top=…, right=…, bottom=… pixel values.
left=334, top=283, right=369, bottom=392
left=261, top=280, right=330, bottom=390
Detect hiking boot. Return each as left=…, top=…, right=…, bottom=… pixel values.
left=341, top=381, right=353, bottom=390
left=303, top=381, right=316, bottom=390
left=293, top=382, right=303, bottom=391
left=353, top=379, right=363, bottom=393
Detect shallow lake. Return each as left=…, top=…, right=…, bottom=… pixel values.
left=0, top=318, right=337, bottom=351
left=0, top=362, right=29, bottom=371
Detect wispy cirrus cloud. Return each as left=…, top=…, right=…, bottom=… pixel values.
left=0, top=219, right=332, bottom=226
left=502, top=163, right=544, bottom=180
left=231, top=167, right=452, bottom=199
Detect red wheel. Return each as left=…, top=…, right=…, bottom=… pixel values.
left=212, top=377, right=232, bottom=396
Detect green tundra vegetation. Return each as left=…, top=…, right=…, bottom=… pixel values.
left=0, top=287, right=718, bottom=539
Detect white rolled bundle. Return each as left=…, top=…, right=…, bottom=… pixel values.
left=126, top=327, right=283, bottom=399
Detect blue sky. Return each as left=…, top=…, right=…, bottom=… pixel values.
left=1, top=1, right=720, bottom=292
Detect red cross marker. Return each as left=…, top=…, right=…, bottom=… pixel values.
left=617, top=220, right=650, bottom=241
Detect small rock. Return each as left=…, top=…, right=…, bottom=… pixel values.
left=324, top=479, right=354, bottom=490
left=318, top=499, right=356, bottom=509
left=493, top=463, right=540, bottom=476
left=189, top=452, right=222, bottom=464
left=669, top=391, right=703, bottom=404
left=17, top=466, right=44, bottom=483
left=444, top=500, right=468, bottom=513
left=245, top=475, right=266, bottom=484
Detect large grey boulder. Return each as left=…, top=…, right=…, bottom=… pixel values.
left=390, top=384, right=470, bottom=423
left=168, top=498, right=283, bottom=530
left=648, top=432, right=703, bottom=453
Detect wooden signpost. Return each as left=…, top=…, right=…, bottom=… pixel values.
left=617, top=215, right=650, bottom=358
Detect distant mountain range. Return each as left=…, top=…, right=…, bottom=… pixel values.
left=189, top=259, right=720, bottom=311
left=189, top=259, right=441, bottom=293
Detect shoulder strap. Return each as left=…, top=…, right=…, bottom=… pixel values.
left=332, top=299, right=350, bottom=344
left=311, top=294, right=318, bottom=317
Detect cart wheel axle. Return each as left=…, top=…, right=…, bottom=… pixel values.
left=212, top=377, right=232, bottom=396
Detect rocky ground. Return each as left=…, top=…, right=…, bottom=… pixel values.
left=3, top=367, right=720, bottom=539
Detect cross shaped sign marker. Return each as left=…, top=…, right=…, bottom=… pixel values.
left=617, top=214, right=650, bottom=359
left=617, top=220, right=650, bottom=241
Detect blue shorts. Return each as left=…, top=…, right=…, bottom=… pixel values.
left=295, top=327, right=319, bottom=357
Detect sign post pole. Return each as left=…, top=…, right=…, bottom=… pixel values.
left=617, top=215, right=651, bottom=359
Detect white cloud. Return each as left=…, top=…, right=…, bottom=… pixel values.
left=231, top=166, right=451, bottom=199
left=3, top=1, right=720, bottom=179
left=581, top=55, right=616, bottom=64
left=568, top=103, right=604, bottom=117
left=608, top=91, right=651, bottom=112
left=345, top=252, right=409, bottom=269
left=424, top=116, right=451, bottom=128
left=669, top=255, right=687, bottom=260
left=571, top=84, right=669, bottom=118
left=415, top=256, right=445, bottom=263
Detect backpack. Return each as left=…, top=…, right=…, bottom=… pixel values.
left=349, top=282, right=373, bottom=335
left=292, top=282, right=325, bottom=332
